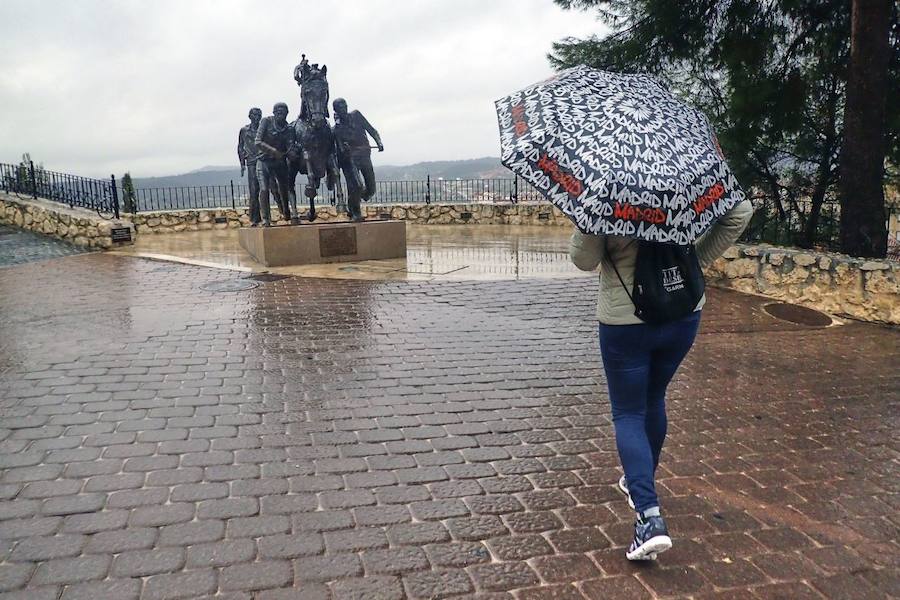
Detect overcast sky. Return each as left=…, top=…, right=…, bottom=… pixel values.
left=0, top=0, right=604, bottom=178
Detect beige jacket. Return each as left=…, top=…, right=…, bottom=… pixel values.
left=570, top=199, right=754, bottom=325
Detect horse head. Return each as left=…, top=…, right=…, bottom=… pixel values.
left=300, top=78, right=330, bottom=127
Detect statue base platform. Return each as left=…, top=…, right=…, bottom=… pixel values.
left=238, top=220, right=407, bottom=267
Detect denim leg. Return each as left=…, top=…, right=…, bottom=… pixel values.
left=599, top=323, right=658, bottom=512
left=643, top=391, right=667, bottom=472
left=646, top=312, right=701, bottom=470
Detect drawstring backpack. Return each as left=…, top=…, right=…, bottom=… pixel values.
left=606, top=238, right=705, bottom=324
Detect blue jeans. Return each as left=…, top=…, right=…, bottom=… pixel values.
left=598, top=311, right=701, bottom=513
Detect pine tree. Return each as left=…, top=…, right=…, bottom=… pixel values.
left=121, top=172, right=137, bottom=213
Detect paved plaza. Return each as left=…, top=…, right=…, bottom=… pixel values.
left=0, top=232, right=898, bottom=599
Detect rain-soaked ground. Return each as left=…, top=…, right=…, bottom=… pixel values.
left=0, top=225, right=93, bottom=269
left=0, top=225, right=897, bottom=599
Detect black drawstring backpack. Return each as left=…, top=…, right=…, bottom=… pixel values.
left=607, top=238, right=705, bottom=325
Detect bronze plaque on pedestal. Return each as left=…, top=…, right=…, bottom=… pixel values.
left=239, top=221, right=405, bottom=266
left=319, top=226, right=358, bottom=257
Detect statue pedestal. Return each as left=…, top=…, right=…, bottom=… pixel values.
left=238, top=220, right=406, bottom=267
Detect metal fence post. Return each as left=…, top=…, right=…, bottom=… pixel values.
left=110, top=175, right=120, bottom=219
left=512, top=175, right=519, bottom=204
left=29, top=160, right=37, bottom=198
left=426, top=174, right=431, bottom=205
left=230, top=180, right=235, bottom=210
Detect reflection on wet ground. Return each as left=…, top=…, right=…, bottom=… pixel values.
left=110, top=224, right=591, bottom=281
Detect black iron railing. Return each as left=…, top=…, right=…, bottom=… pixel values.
left=123, top=176, right=546, bottom=213
left=1, top=162, right=119, bottom=219
left=126, top=183, right=248, bottom=212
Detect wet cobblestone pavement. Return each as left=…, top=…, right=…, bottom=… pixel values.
left=0, top=253, right=897, bottom=599
left=0, top=225, right=93, bottom=269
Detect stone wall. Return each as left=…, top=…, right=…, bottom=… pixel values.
left=706, top=244, right=899, bottom=324
left=128, top=208, right=251, bottom=233
left=0, top=192, right=134, bottom=249
left=124, top=202, right=571, bottom=234
left=379, top=203, right=571, bottom=226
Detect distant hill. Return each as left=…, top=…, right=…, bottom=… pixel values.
left=186, top=165, right=235, bottom=174
left=132, top=157, right=508, bottom=189
left=375, top=157, right=507, bottom=181
left=133, top=168, right=243, bottom=189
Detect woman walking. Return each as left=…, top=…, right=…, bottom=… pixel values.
left=570, top=198, right=753, bottom=560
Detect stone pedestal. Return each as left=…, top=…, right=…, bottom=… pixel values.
left=238, top=220, right=406, bottom=267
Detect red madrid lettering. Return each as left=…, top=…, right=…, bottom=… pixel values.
left=693, top=182, right=725, bottom=214
left=511, top=103, right=528, bottom=137
left=613, top=202, right=667, bottom=224
left=536, top=154, right=584, bottom=197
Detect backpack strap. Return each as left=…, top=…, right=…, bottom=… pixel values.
left=605, top=237, right=636, bottom=306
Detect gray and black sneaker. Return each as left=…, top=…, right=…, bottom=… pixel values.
left=617, top=475, right=635, bottom=509
left=626, top=515, right=672, bottom=561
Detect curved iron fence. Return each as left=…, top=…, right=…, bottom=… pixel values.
left=1, top=162, right=119, bottom=219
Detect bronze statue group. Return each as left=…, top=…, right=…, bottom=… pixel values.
left=237, top=54, right=383, bottom=226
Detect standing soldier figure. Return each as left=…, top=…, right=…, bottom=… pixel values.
left=332, top=98, right=383, bottom=222
left=255, top=102, right=295, bottom=225
left=237, top=108, right=263, bottom=226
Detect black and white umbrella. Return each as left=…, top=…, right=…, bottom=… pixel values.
left=495, top=66, right=745, bottom=244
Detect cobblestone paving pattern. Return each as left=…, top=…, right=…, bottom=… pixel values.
left=0, top=253, right=897, bottom=599
left=0, top=225, right=93, bottom=269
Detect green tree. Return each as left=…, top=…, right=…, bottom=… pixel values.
left=15, top=153, right=32, bottom=192
left=16, top=152, right=46, bottom=195
left=550, top=0, right=899, bottom=255
left=121, top=172, right=137, bottom=213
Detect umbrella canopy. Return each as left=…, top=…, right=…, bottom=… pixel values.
left=495, top=66, right=746, bottom=244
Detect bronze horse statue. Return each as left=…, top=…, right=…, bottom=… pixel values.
left=287, top=56, right=341, bottom=222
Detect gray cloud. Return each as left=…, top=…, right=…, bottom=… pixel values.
left=0, top=0, right=602, bottom=178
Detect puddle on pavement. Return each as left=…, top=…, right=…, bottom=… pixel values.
left=763, top=302, right=835, bottom=327
left=246, top=273, right=291, bottom=282
left=110, top=224, right=592, bottom=282
left=200, top=279, right=259, bottom=292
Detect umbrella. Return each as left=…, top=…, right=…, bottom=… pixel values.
left=495, top=66, right=745, bottom=245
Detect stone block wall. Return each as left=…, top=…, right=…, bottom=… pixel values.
left=0, top=192, right=134, bottom=250
left=128, top=208, right=252, bottom=233
left=706, top=244, right=900, bottom=324
left=381, top=203, right=571, bottom=226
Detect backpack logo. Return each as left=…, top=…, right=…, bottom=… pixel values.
left=662, top=266, right=685, bottom=292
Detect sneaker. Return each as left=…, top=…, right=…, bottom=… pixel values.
left=626, top=515, right=672, bottom=561
left=617, top=475, right=635, bottom=510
